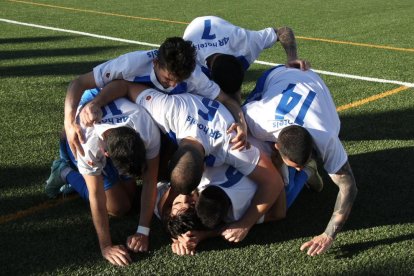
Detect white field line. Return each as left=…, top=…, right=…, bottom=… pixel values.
left=2, top=18, right=414, bottom=88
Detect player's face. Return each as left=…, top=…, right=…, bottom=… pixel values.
left=153, top=60, right=179, bottom=88
left=171, top=192, right=199, bottom=216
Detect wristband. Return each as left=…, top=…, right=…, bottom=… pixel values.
left=136, top=225, right=150, bottom=236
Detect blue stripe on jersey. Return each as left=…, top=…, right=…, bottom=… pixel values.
left=169, top=82, right=188, bottom=95
left=285, top=167, right=307, bottom=208
left=133, top=75, right=155, bottom=88
left=243, top=65, right=285, bottom=105
left=219, top=166, right=244, bottom=188
left=204, top=154, right=216, bottom=167
left=201, top=66, right=211, bottom=78
left=237, top=56, right=250, bottom=71
left=167, top=131, right=177, bottom=145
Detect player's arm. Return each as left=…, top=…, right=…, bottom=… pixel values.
left=78, top=79, right=132, bottom=127
left=300, top=160, right=357, bottom=256
left=274, top=26, right=310, bottom=70
left=222, top=152, right=283, bottom=242
left=64, top=72, right=97, bottom=157
left=127, top=155, right=160, bottom=252
left=83, top=174, right=132, bottom=266
left=215, top=91, right=248, bottom=151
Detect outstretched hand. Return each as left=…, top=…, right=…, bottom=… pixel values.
left=171, top=239, right=195, bottom=256
left=101, top=244, right=132, bottom=266
left=300, top=233, right=334, bottom=256
left=286, top=59, right=311, bottom=71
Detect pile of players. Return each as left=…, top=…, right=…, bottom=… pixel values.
left=45, top=16, right=357, bottom=266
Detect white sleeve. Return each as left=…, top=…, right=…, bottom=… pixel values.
left=224, top=145, right=260, bottom=176
left=93, top=51, right=143, bottom=88
left=245, top=27, right=278, bottom=60
left=77, top=135, right=106, bottom=176
left=319, top=135, right=348, bottom=174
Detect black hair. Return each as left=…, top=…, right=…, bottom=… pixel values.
left=211, top=54, right=244, bottom=96
left=196, top=185, right=231, bottom=229
left=163, top=206, right=205, bottom=238
left=277, top=125, right=313, bottom=166
left=169, top=144, right=204, bottom=195
left=105, top=127, right=147, bottom=177
left=158, top=37, right=196, bottom=82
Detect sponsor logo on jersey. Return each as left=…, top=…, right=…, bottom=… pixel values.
left=105, top=72, right=110, bottom=79
left=193, top=36, right=230, bottom=50
left=87, top=160, right=94, bottom=166
left=186, top=115, right=222, bottom=140
left=146, top=95, right=152, bottom=101
left=271, top=119, right=294, bottom=129
left=100, top=116, right=129, bottom=124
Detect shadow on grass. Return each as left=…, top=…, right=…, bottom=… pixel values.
left=0, top=36, right=71, bottom=44
left=0, top=46, right=129, bottom=60
left=0, top=61, right=107, bottom=77
left=333, top=233, right=414, bottom=259
left=340, top=107, right=414, bottom=141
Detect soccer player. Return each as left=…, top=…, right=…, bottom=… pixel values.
left=183, top=16, right=309, bottom=99
left=90, top=80, right=285, bottom=243
left=242, top=65, right=358, bottom=256
left=66, top=37, right=248, bottom=160
left=45, top=88, right=160, bottom=266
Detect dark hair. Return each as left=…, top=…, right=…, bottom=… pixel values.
left=106, top=127, right=147, bottom=177
left=158, top=37, right=196, bottom=82
left=163, top=206, right=204, bottom=238
left=196, top=185, right=230, bottom=229
left=211, top=54, right=244, bottom=96
left=169, top=144, right=204, bottom=195
left=277, top=125, right=313, bottom=166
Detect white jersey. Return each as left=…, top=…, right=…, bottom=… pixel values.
left=77, top=96, right=160, bottom=176
left=243, top=66, right=347, bottom=174
left=136, top=89, right=260, bottom=175
left=154, top=165, right=263, bottom=223
left=93, top=49, right=220, bottom=99
left=183, top=16, right=277, bottom=72
left=198, top=164, right=264, bottom=223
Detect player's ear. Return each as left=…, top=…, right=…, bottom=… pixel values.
left=274, top=142, right=280, bottom=150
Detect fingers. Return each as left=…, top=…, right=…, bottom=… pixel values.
left=127, top=234, right=149, bottom=252
left=104, top=245, right=131, bottom=266
left=300, top=237, right=333, bottom=256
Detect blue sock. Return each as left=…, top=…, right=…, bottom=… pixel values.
left=66, top=171, right=89, bottom=201
left=285, top=167, right=308, bottom=208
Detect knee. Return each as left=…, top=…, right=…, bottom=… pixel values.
left=107, top=200, right=131, bottom=217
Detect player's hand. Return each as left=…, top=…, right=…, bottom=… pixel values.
left=65, top=121, right=85, bottom=158
left=286, top=59, right=311, bottom=71
left=176, top=230, right=207, bottom=251
left=101, top=244, right=132, bottom=266
left=221, top=222, right=250, bottom=243
left=126, top=233, right=149, bottom=253
left=171, top=239, right=195, bottom=256
left=80, top=101, right=103, bottom=127
left=300, top=233, right=334, bottom=256
left=227, top=122, right=249, bottom=151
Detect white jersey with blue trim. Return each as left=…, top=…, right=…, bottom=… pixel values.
left=77, top=96, right=160, bottom=176
left=183, top=16, right=277, bottom=71
left=198, top=164, right=264, bottom=224
left=93, top=49, right=220, bottom=99
left=136, top=89, right=260, bottom=175
left=243, top=66, right=348, bottom=174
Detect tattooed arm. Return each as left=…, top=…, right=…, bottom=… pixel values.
left=274, top=27, right=310, bottom=70
left=300, top=161, right=358, bottom=256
